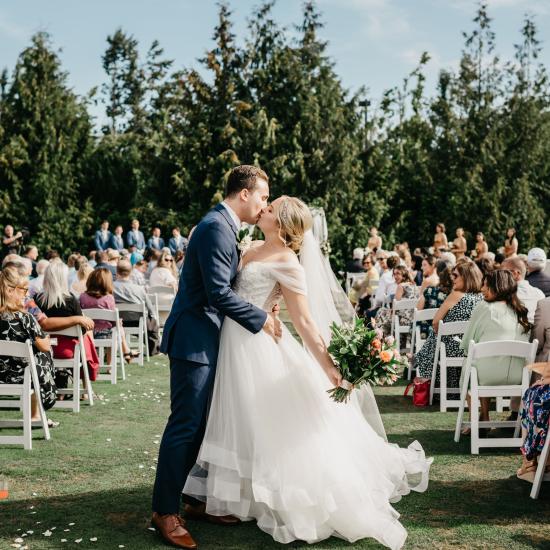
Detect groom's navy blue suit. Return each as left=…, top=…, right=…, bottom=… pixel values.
left=152, top=203, right=267, bottom=514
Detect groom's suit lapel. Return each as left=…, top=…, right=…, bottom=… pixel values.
left=213, top=203, right=241, bottom=264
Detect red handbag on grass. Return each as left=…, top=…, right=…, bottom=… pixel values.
left=404, top=377, right=431, bottom=407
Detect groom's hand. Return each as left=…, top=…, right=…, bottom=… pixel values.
left=263, top=312, right=282, bottom=343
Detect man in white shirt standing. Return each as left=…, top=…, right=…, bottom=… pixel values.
left=501, top=256, right=544, bottom=323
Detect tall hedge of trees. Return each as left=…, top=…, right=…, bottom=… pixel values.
left=0, top=1, right=549, bottom=267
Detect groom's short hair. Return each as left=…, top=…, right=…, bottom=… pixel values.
left=225, top=165, right=269, bottom=197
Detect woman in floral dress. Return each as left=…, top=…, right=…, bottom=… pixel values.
left=0, top=265, right=57, bottom=421
left=517, top=362, right=550, bottom=481
left=414, top=261, right=484, bottom=389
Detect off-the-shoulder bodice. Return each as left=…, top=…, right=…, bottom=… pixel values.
left=234, top=260, right=307, bottom=311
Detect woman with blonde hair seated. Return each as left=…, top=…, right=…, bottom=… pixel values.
left=149, top=251, right=178, bottom=289
left=70, top=262, right=94, bottom=297
left=0, top=265, right=59, bottom=426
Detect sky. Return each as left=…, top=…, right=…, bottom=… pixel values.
left=1, top=0, right=549, bottom=124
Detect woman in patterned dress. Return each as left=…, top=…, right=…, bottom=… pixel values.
left=0, top=265, right=58, bottom=421
left=414, top=261, right=484, bottom=388
left=517, top=362, right=550, bottom=481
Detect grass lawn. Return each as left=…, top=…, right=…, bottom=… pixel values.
left=1, top=354, right=550, bottom=550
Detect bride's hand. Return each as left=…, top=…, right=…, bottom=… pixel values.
left=324, top=364, right=342, bottom=387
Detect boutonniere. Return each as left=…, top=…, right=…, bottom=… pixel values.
left=237, top=225, right=253, bottom=253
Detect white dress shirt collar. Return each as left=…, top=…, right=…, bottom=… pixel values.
left=220, top=201, right=242, bottom=230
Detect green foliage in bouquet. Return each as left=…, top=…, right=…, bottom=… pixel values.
left=327, top=318, right=406, bottom=403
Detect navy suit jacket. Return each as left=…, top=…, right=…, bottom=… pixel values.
left=127, top=230, right=146, bottom=250
left=147, top=237, right=165, bottom=251
left=160, top=204, right=267, bottom=365
left=94, top=230, right=112, bottom=251
left=109, top=234, right=125, bottom=251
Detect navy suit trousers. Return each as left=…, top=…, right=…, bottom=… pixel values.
left=152, top=357, right=216, bottom=513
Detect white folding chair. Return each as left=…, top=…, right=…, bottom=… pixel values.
left=147, top=285, right=175, bottom=329
left=116, top=303, right=147, bottom=366
left=407, top=308, right=438, bottom=380
left=391, top=298, right=417, bottom=355
left=48, top=326, right=94, bottom=411
left=345, top=273, right=366, bottom=297
left=0, top=340, right=51, bottom=449
left=454, top=339, right=538, bottom=454
left=530, top=417, right=550, bottom=499
left=429, top=320, right=469, bottom=411
left=82, top=308, right=125, bottom=384
left=146, top=293, right=160, bottom=326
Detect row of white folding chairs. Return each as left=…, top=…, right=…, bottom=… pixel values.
left=0, top=340, right=51, bottom=450
left=391, top=298, right=418, bottom=355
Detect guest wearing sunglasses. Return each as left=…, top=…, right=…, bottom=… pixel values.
left=149, top=252, right=178, bottom=290
left=413, top=262, right=484, bottom=391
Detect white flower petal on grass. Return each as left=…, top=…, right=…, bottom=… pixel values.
left=138, top=464, right=144, bottom=469
left=10, top=544, right=21, bottom=549
left=75, top=538, right=82, bottom=543
left=90, top=537, right=98, bottom=542
left=42, top=530, right=52, bottom=537
left=64, top=529, right=70, bottom=532
left=147, top=527, right=156, bottom=531
left=61, top=540, right=67, bottom=543
left=26, top=530, right=33, bottom=534
left=32, top=492, right=37, bottom=496
left=106, top=438, right=112, bottom=442
left=14, top=538, right=24, bottom=543
left=68, top=523, right=75, bottom=526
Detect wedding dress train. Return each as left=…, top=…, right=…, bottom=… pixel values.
left=184, top=258, right=431, bottom=550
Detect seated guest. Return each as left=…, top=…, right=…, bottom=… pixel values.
left=355, top=255, right=380, bottom=316
left=131, top=259, right=148, bottom=286
left=126, top=219, right=146, bottom=252
left=67, top=253, right=81, bottom=287
left=0, top=265, right=58, bottom=424
left=367, top=255, right=400, bottom=320
left=109, top=225, right=125, bottom=251
left=501, top=256, right=544, bottom=323
left=113, top=260, right=160, bottom=355
left=420, top=254, right=439, bottom=291
left=168, top=227, right=188, bottom=256
left=94, top=220, right=111, bottom=251
left=174, top=249, right=185, bottom=271
left=475, top=256, right=494, bottom=277
left=493, top=252, right=505, bottom=269
left=94, top=250, right=117, bottom=280
left=149, top=252, right=178, bottom=290
left=411, top=254, right=424, bottom=286
left=145, top=248, right=161, bottom=279
left=346, top=248, right=365, bottom=273
left=23, top=245, right=39, bottom=277
left=374, top=250, right=389, bottom=276
left=147, top=227, right=165, bottom=251
left=374, top=265, right=418, bottom=336
left=88, top=250, right=97, bottom=268
left=29, top=259, right=50, bottom=298
left=516, top=362, right=550, bottom=481
left=70, top=262, right=94, bottom=297
left=417, top=263, right=454, bottom=337
left=526, top=248, right=550, bottom=297
left=35, top=262, right=100, bottom=381
left=459, top=270, right=531, bottom=433
left=79, top=267, right=134, bottom=363
left=414, top=261, right=484, bottom=389
left=533, top=296, right=550, bottom=364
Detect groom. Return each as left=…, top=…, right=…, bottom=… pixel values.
left=152, top=165, right=281, bottom=549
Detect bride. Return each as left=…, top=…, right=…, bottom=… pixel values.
left=184, top=196, right=432, bottom=550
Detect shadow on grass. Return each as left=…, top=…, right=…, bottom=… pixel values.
left=1, top=480, right=550, bottom=549
left=374, top=393, right=443, bottom=414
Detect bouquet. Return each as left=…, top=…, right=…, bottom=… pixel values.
left=327, top=318, right=406, bottom=403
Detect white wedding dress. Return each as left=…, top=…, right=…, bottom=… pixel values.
left=184, top=254, right=432, bottom=550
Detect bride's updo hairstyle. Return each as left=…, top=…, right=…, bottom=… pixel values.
left=274, top=196, right=313, bottom=253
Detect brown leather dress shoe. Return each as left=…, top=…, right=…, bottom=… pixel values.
left=151, top=512, right=198, bottom=549
left=183, top=503, right=241, bottom=526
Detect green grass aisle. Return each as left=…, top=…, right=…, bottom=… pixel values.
left=1, top=356, right=549, bottom=549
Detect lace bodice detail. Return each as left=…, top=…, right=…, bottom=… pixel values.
left=234, top=260, right=307, bottom=311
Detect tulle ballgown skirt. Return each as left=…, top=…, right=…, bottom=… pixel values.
left=184, top=319, right=432, bottom=550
